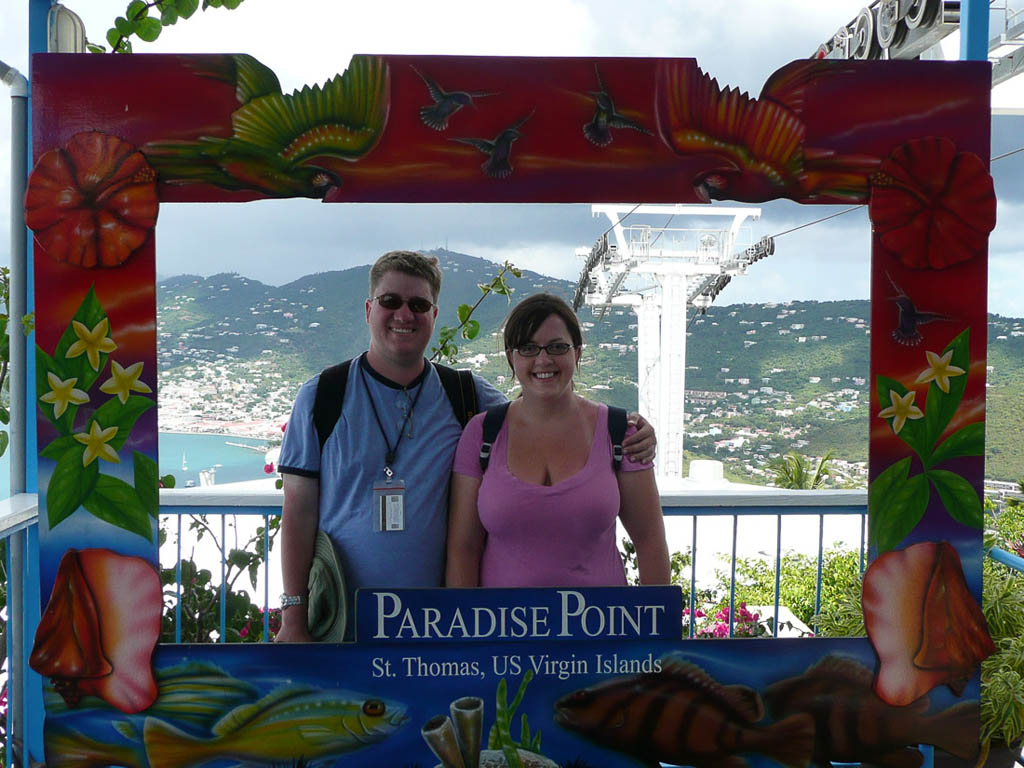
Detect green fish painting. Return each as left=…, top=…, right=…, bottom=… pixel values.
left=143, top=685, right=407, bottom=768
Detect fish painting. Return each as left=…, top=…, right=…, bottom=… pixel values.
left=143, top=685, right=407, bottom=768
left=554, top=656, right=813, bottom=768
left=762, top=655, right=980, bottom=768
left=44, top=722, right=149, bottom=768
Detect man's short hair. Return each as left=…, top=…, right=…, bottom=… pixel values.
left=369, top=251, right=443, bottom=302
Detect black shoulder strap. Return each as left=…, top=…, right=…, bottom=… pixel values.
left=479, top=401, right=511, bottom=472
left=314, top=359, right=478, bottom=455
left=607, top=406, right=628, bottom=471
left=313, top=359, right=352, bottom=453
left=434, top=363, right=478, bottom=428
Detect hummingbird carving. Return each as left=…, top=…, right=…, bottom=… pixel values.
left=886, top=272, right=950, bottom=346
left=656, top=60, right=880, bottom=203
left=583, top=65, right=652, bottom=147
left=142, top=54, right=390, bottom=199
left=450, top=113, right=532, bottom=179
left=410, top=65, right=495, bottom=131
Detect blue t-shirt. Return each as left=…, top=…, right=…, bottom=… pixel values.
left=279, top=354, right=504, bottom=635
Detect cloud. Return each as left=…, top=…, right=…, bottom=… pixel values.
left=3, top=1, right=1022, bottom=316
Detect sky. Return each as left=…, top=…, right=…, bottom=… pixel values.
left=2, top=0, right=1024, bottom=315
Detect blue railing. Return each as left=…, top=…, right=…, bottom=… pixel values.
left=661, top=488, right=867, bottom=637
left=150, top=487, right=873, bottom=644
left=1, top=494, right=41, bottom=768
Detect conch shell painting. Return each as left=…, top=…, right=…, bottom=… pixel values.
left=863, top=540, right=994, bottom=706
left=29, top=548, right=161, bottom=714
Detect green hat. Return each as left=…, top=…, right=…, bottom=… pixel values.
left=307, top=530, right=347, bottom=643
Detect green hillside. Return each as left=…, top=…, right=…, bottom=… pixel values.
left=157, top=250, right=1024, bottom=483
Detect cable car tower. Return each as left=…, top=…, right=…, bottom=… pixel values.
left=573, top=204, right=775, bottom=483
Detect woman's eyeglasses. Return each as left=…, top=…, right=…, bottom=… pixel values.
left=372, top=294, right=435, bottom=314
left=514, top=342, right=575, bottom=357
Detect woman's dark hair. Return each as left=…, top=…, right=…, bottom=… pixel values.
left=503, top=293, right=583, bottom=370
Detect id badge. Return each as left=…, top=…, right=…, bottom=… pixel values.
left=372, top=477, right=405, bottom=532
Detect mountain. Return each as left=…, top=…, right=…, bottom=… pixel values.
left=157, top=249, right=1024, bottom=482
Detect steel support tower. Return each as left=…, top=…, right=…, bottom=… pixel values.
left=573, top=204, right=774, bottom=482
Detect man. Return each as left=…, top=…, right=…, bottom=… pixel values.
left=275, top=250, right=654, bottom=642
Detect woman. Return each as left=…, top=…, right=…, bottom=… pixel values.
left=446, top=293, right=670, bottom=587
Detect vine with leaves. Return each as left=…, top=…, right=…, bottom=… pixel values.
left=87, top=0, right=245, bottom=54
left=430, top=261, right=521, bottom=364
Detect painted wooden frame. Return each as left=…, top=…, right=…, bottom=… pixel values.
left=25, top=53, right=994, bottom=767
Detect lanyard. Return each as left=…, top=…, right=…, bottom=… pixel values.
left=361, top=363, right=426, bottom=479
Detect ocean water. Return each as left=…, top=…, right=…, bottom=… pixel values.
left=158, top=432, right=271, bottom=488
left=0, top=433, right=268, bottom=500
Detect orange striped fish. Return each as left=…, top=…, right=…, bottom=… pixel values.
left=554, top=656, right=813, bottom=768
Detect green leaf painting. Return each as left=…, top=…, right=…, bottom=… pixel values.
left=921, top=330, right=970, bottom=451
left=876, top=375, right=929, bottom=459
left=92, top=394, right=155, bottom=450
left=931, top=421, right=985, bottom=466
left=928, top=469, right=984, bottom=529
left=870, top=328, right=982, bottom=553
left=37, top=286, right=157, bottom=540
left=53, top=285, right=111, bottom=392
left=134, top=451, right=159, bottom=519
left=47, top=446, right=99, bottom=529
left=83, top=475, right=154, bottom=541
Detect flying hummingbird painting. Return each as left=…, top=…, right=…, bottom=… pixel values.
left=410, top=65, right=495, bottom=131
left=142, top=54, right=390, bottom=200
left=886, top=272, right=951, bottom=346
left=450, top=113, right=532, bottom=178
left=655, top=59, right=881, bottom=203
left=583, top=65, right=652, bottom=147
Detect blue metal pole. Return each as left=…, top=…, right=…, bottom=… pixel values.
left=959, top=0, right=990, bottom=61
left=24, top=5, right=49, bottom=762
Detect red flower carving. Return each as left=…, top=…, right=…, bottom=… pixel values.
left=869, top=137, right=995, bottom=270
left=24, top=131, right=159, bottom=268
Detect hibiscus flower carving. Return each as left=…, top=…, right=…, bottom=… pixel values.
left=868, top=137, right=995, bottom=270
left=24, top=131, right=158, bottom=268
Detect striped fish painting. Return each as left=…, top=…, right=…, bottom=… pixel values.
left=554, top=656, right=813, bottom=768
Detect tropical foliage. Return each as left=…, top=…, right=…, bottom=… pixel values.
left=89, top=0, right=245, bottom=54
left=767, top=450, right=833, bottom=489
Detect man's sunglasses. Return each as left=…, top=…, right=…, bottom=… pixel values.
left=514, top=342, right=576, bottom=357
left=371, top=293, right=436, bottom=314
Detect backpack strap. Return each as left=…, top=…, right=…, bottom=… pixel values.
left=479, top=402, right=511, bottom=473
left=314, top=359, right=479, bottom=455
left=313, top=359, right=353, bottom=454
left=434, top=363, right=478, bottom=428
left=607, top=405, right=628, bottom=471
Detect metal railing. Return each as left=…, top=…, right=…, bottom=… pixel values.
left=660, top=488, right=868, bottom=637
left=153, top=487, right=875, bottom=643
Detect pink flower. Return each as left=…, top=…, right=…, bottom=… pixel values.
left=264, top=463, right=275, bottom=474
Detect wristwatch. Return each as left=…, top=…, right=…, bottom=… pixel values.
left=280, top=593, right=307, bottom=609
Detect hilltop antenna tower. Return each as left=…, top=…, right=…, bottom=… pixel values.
left=573, top=204, right=775, bottom=482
